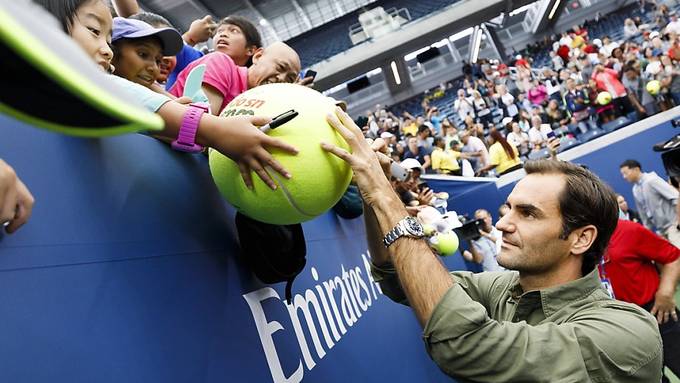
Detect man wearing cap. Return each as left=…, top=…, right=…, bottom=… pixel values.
left=169, top=42, right=301, bottom=115
left=111, top=17, right=184, bottom=89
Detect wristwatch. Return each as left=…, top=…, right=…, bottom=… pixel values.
left=383, top=216, right=425, bottom=248
left=171, top=102, right=209, bottom=153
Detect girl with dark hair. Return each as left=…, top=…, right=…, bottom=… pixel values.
left=476, top=129, right=522, bottom=176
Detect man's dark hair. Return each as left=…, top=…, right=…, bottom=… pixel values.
left=218, top=16, right=262, bottom=66
left=129, top=12, right=173, bottom=28
left=619, top=159, right=642, bottom=170
left=433, top=136, right=445, bottom=148
left=524, top=160, right=619, bottom=275
left=417, top=125, right=430, bottom=135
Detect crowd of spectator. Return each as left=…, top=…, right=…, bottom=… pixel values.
left=353, top=1, right=680, bottom=181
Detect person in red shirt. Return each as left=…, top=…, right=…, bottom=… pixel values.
left=603, top=219, right=680, bottom=379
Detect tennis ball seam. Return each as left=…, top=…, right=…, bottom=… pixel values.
left=266, top=166, right=317, bottom=219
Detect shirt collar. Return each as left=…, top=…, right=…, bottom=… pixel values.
left=507, top=268, right=604, bottom=317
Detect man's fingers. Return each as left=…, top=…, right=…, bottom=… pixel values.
left=326, top=112, right=357, bottom=145
left=671, top=311, right=678, bottom=322
left=335, top=107, right=364, bottom=140
left=321, top=142, right=355, bottom=165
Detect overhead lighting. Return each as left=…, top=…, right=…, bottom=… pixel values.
left=548, top=0, right=561, bottom=20
left=450, top=27, right=474, bottom=43
left=390, top=61, right=401, bottom=85
left=470, top=26, right=482, bottom=63
left=259, top=18, right=269, bottom=26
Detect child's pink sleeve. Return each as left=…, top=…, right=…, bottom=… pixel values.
left=201, top=53, right=235, bottom=97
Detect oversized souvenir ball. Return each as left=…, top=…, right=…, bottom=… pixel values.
left=209, top=83, right=353, bottom=225
left=646, top=80, right=660, bottom=96
left=596, top=91, right=612, bottom=106
left=430, top=232, right=459, bottom=256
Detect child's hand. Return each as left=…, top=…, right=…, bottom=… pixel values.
left=184, top=15, right=217, bottom=46
left=208, top=115, right=299, bottom=190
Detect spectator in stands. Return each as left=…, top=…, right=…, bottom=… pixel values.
left=497, top=84, right=519, bottom=120
left=471, top=90, right=491, bottom=127
left=545, top=99, right=569, bottom=129
left=624, top=18, right=640, bottom=38
left=427, top=107, right=444, bottom=136
left=0, top=159, right=34, bottom=234
left=623, top=63, right=659, bottom=117
left=403, top=136, right=432, bottom=174
left=430, top=137, right=461, bottom=176
left=506, top=122, right=530, bottom=157
left=620, top=159, right=680, bottom=247
left=416, top=125, right=433, bottom=152
left=459, top=130, right=488, bottom=172
left=443, top=122, right=460, bottom=149
left=527, top=78, right=549, bottom=106
left=528, top=115, right=551, bottom=148
left=169, top=41, right=301, bottom=115
left=579, top=55, right=595, bottom=83
left=453, top=89, right=475, bottom=122
left=126, top=13, right=179, bottom=88
left=476, top=129, right=522, bottom=176
left=666, top=13, right=680, bottom=36
left=462, top=209, right=504, bottom=272
left=617, top=194, right=642, bottom=223
left=603, top=219, right=680, bottom=380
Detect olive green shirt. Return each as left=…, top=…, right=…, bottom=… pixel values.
left=372, top=265, right=662, bottom=382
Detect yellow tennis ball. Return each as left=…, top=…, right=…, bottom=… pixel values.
left=596, top=91, right=612, bottom=105
left=209, top=83, right=353, bottom=225
left=430, top=232, right=459, bottom=256
left=423, top=224, right=436, bottom=236
left=646, top=80, right=660, bottom=96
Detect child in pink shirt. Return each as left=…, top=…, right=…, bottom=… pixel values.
left=169, top=42, right=301, bottom=115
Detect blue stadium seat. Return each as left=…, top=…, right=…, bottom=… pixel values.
left=557, top=138, right=581, bottom=153
left=527, top=148, right=551, bottom=160
left=577, top=129, right=606, bottom=142
left=601, top=116, right=632, bottom=132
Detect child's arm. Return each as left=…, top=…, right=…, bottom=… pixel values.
left=155, top=101, right=298, bottom=190
left=111, top=0, right=140, bottom=17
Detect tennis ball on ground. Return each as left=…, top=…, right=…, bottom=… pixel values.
left=646, top=80, right=661, bottom=96
left=596, top=91, right=612, bottom=106
left=209, top=83, right=353, bottom=225
left=430, top=232, right=460, bottom=256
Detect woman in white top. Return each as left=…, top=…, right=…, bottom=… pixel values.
left=506, top=122, right=530, bottom=156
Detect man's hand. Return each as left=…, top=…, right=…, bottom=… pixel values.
left=320, top=107, right=396, bottom=207
left=650, top=292, right=678, bottom=324
left=0, top=159, right=35, bottom=234
left=183, top=15, right=217, bottom=46
left=295, top=75, right=314, bottom=88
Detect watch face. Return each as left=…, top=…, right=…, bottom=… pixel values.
left=404, top=217, right=424, bottom=236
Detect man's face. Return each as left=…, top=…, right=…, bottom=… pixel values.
left=408, top=137, right=418, bottom=148
left=617, top=196, right=629, bottom=212
left=475, top=211, right=493, bottom=231
left=247, top=42, right=300, bottom=88
left=495, top=174, right=573, bottom=274
left=620, top=166, right=641, bottom=183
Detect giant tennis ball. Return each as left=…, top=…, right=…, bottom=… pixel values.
left=596, top=91, right=612, bottom=106
left=646, top=80, right=660, bottom=96
left=209, top=83, right=353, bottom=225
left=429, top=232, right=459, bottom=256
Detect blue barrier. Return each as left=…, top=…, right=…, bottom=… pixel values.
left=0, top=114, right=453, bottom=382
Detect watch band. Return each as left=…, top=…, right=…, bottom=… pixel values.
left=383, top=216, right=424, bottom=248
left=172, top=103, right=208, bottom=153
